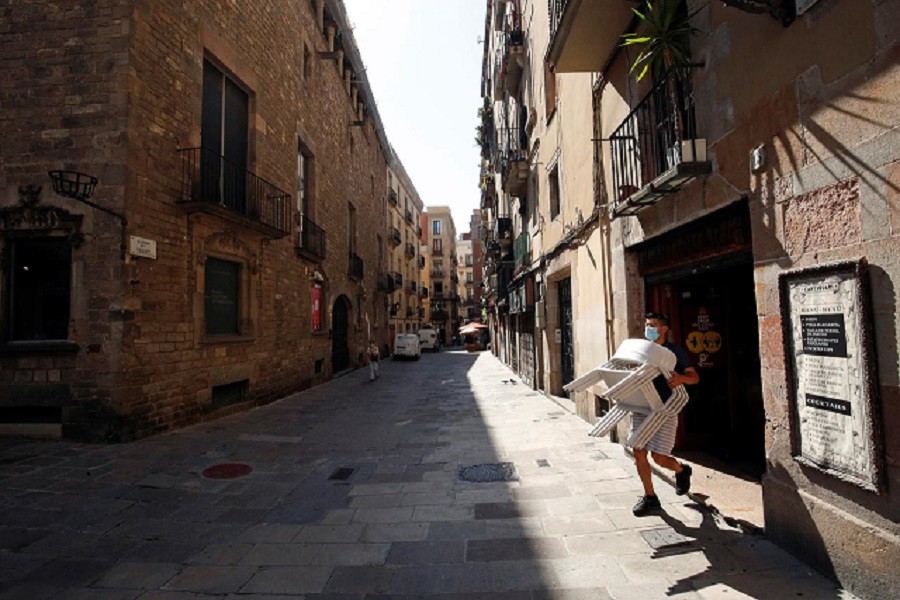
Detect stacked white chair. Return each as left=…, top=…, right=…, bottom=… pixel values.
left=563, top=339, right=689, bottom=448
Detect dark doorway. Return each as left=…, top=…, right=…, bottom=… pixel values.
left=558, top=277, right=574, bottom=392
left=331, top=295, right=350, bottom=373
left=647, top=263, right=765, bottom=477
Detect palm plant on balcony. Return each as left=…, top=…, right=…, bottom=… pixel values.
left=621, top=0, right=698, bottom=83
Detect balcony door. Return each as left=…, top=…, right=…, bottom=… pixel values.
left=202, top=59, right=249, bottom=214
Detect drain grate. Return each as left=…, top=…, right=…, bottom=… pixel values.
left=640, top=527, right=694, bottom=550
left=328, top=467, right=355, bottom=481
left=202, top=463, right=252, bottom=479
left=457, top=462, right=518, bottom=483
left=535, top=459, right=551, bottom=468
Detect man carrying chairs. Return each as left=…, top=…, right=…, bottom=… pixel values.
left=564, top=312, right=699, bottom=516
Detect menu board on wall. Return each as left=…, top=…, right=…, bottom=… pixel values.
left=779, top=259, right=884, bottom=492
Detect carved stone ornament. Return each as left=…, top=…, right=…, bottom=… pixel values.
left=199, top=230, right=259, bottom=274
left=1, top=185, right=84, bottom=245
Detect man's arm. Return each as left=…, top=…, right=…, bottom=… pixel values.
left=668, top=366, right=699, bottom=388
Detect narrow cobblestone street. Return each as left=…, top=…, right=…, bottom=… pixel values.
left=0, top=351, right=854, bottom=599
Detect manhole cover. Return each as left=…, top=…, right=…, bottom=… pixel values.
left=457, top=462, right=518, bottom=483
left=202, top=463, right=252, bottom=479
left=640, top=527, right=694, bottom=550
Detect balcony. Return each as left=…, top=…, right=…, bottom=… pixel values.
left=486, top=261, right=514, bottom=300
left=430, top=269, right=444, bottom=278
left=420, top=287, right=428, bottom=299
left=405, top=242, right=416, bottom=258
left=388, top=188, right=398, bottom=206
left=348, top=253, right=364, bottom=281
left=431, top=247, right=443, bottom=257
left=405, top=209, right=413, bottom=224
left=389, top=227, right=401, bottom=247
left=495, top=217, right=513, bottom=249
left=406, top=307, right=415, bottom=318
left=431, top=310, right=450, bottom=321
left=498, top=107, right=529, bottom=197
left=450, top=273, right=459, bottom=284
left=406, top=281, right=417, bottom=295
left=432, top=292, right=444, bottom=301
left=609, top=69, right=710, bottom=219
left=177, top=147, right=291, bottom=237
left=295, top=214, right=326, bottom=262
left=514, top=231, right=530, bottom=271
left=417, top=255, right=425, bottom=269
left=547, top=0, right=633, bottom=74
left=387, top=271, right=402, bottom=291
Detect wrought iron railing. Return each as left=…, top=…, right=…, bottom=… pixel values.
left=178, top=147, right=291, bottom=233
left=432, top=310, right=449, bottom=321
left=348, top=253, right=364, bottom=280
left=495, top=217, right=513, bottom=244
left=389, top=227, right=401, bottom=246
left=514, top=231, right=530, bottom=270
left=407, top=281, right=417, bottom=294
left=405, top=242, right=416, bottom=258
left=405, top=209, right=413, bottom=223
left=608, top=68, right=701, bottom=211
left=417, top=255, right=425, bottom=269
left=548, top=0, right=569, bottom=45
left=388, top=188, right=398, bottom=205
left=430, top=269, right=444, bottom=278
left=296, top=214, right=326, bottom=260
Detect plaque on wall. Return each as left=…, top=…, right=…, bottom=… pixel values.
left=779, top=259, right=884, bottom=492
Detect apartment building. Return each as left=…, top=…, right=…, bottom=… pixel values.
left=423, top=207, right=458, bottom=344
left=468, top=209, right=485, bottom=321
left=455, top=236, right=476, bottom=323
left=0, top=0, right=401, bottom=440
left=481, top=0, right=899, bottom=595
left=384, top=150, right=424, bottom=346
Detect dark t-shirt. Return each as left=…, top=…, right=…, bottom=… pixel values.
left=652, top=341, right=692, bottom=402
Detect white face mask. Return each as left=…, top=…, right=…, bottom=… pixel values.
left=645, top=326, right=661, bottom=342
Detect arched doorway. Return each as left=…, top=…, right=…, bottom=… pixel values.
left=331, top=295, right=351, bottom=373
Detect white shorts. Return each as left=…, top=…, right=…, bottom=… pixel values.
left=630, top=412, right=678, bottom=455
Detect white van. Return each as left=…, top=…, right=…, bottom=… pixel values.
left=393, top=333, right=421, bottom=360
left=418, top=327, right=440, bottom=352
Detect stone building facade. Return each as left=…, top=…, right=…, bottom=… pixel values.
left=480, top=0, right=899, bottom=596
left=422, top=207, right=458, bottom=344
left=385, top=151, right=424, bottom=346
left=0, top=0, right=399, bottom=441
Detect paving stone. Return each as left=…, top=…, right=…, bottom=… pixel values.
left=92, top=562, right=180, bottom=589
left=187, top=542, right=254, bottom=565
left=390, top=563, right=494, bottom=594
left=239, top=565, right=334, bottom=595
left=544, top=495, right=602, bottom=516
left=237, top=523, right=303, bottom=543
left=466, top=537, right=568, bottom=562
left=510, top=485, right=574, bottom=501
left=294, top=524, right=365, bottom=543
left=351, top=507, right=413, bottom=524
left=473, top=501, right=549, bottom=520
left=18, top=557, right=111, bottom=588
left=400, top=492, right=453, bottom=506
left=541, top=514, right=617, bottom=537
left=385, top=541, right=466, bottom=565
left=53, top=588, right=143, bottom=600
left=122, top=540, right=207, bottom=563
left=322, top=565, right=393, bottom=594
left=163, top=565, right=257, bottom=594
left=0, top=551, right=51, bottom=582
left=411, top=505, right=472, bottom=522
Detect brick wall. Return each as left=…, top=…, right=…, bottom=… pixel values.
left=0, top=0, right=391, bottom=440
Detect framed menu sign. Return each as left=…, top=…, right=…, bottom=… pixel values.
left=779, top=259, right=884, bottom=492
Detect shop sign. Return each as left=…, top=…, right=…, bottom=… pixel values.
left=684, top=306, right=721, bottom=368
left=779, top=259, right=884, bottom=492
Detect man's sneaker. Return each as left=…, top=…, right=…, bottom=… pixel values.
left=632, top=494, right=662, bottom=516
left=675, top=464, right=692, bottom=496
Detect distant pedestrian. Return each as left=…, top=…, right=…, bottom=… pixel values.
left=632, top=312, right=699, bottom=516
left=367, top=340, right=380, bottom=381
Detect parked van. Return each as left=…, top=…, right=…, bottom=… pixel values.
left=418, top=327, right=440, bottom=352
left=393, top=333, right=421, bottom=360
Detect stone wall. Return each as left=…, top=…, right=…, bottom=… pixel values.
left=0, top=0, right=391, bottom=440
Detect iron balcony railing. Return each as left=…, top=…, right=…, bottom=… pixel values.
left=548, top=0, right=568, bottom=44
left=514, top=231, right=530, bottom=270
left=405, top=209, right=413, bottom=223
left=450, top=273, right=459, bottom=284
left=495, top=217, right=513, bottom=245
left=348, top=253, right=364, bottom=280
left=388, top=188, right=398, bottom=205
left=420, top=287, right=428, bottom=298
left=608, top=68, right=703, bottom=213
left=389, top=227, right=401, bottom=246
left=417, top=255, right=426, bottom=269
left=430, top=268, right=444, bottom=278
left=432, top=292, right=445, bottom=301
left=432, top=310, right=449, bottom=321
left=296, top=214, right=326, bottom=261
left=405, top=242, right=416, bottom=258
left=431, top=247, right=443, bottom=257
left=407, top=281, right=417, bottom=294
left=406, top=307, right=415, bottom=317
left=178, top=147, right=291, bottom=234
left=388, top=271, right=403, bottom=290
